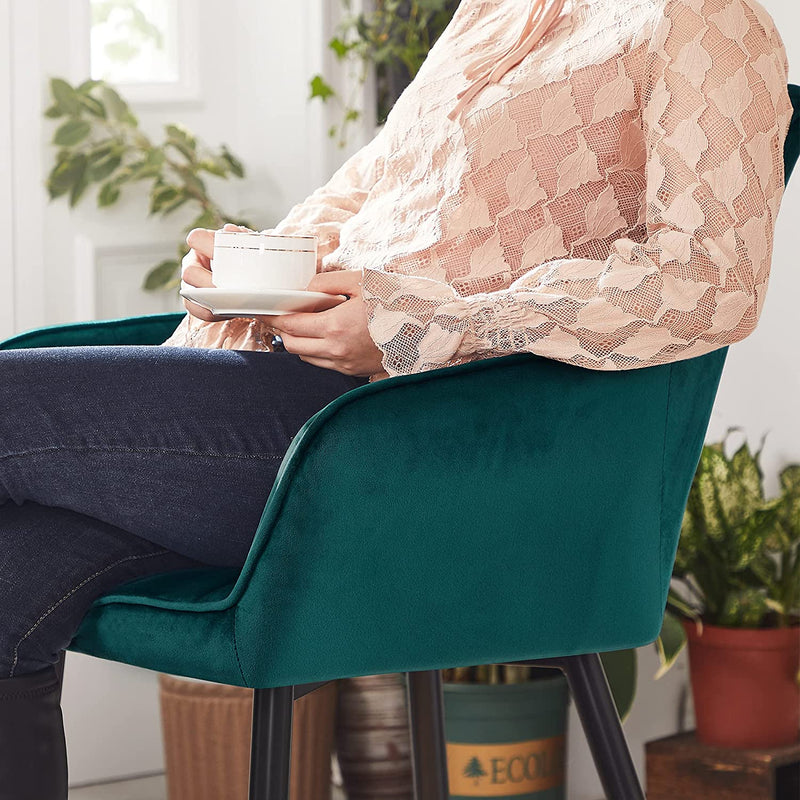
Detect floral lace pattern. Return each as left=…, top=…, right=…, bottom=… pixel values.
left=165, top=0, right=793, bottom=380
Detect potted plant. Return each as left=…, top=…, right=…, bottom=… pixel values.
left=656, top=430, right=800, bottom=749
left=309, top=0, right=460, bottom=146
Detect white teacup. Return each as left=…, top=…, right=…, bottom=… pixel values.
left=211, top=231, right=318, bottom=291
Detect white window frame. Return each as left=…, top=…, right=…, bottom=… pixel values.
left=72, top=0, right=200, bottom=105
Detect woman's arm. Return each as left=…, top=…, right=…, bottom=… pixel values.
left=359, top=0, right=794, bottom=377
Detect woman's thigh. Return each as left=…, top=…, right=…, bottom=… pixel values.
left=0, top=345, right=368, bottom=675
left=0, top=345, right=369, bottom=566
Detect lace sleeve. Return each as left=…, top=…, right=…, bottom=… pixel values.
left=272, top=127, right=388, bottom=266
left=360, top=0, right=793, bottom=376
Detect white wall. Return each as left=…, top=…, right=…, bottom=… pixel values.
left=3, top=0, right=798, bottom=792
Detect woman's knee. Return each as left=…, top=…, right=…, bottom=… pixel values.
left=0, top=501, right=203, bottom=677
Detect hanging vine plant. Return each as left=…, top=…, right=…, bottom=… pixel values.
left=309, top=0, right=461, bottom=147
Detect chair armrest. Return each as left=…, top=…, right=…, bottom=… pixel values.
left=230, top=348, right=726, bottom=686
left=0, top=313, right=185, bottom=350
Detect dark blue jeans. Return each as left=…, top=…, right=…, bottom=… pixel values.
left=0, top=345, right=369, bottom=677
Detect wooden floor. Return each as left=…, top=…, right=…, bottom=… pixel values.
left=69, top=774, right=348, bottom=799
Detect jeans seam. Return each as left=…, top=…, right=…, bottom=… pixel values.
left=8, top=549, right=173, bottom=678
left=0, top=445, right=285, bottom=462
left=0, top=684, right=60, bottom=701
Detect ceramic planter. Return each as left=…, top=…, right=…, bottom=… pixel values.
left=683, top=619, right=800, bottom=748
left=335, top=673, right=414, bottom=799
left=442, top=673, right=570, bottom=799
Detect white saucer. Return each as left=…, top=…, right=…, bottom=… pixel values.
left=179, top=287, right=347, bottom=317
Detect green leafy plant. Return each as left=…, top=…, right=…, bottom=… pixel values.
left=44, top=77, right=251, bottom=291
left=653, top=429, right=800, bottom=673
left=309, top=0, right=459, bottom=146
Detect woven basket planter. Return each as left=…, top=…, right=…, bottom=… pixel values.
left=159, top=674, right=338, bottom=800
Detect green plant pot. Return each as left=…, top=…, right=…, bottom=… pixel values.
left=443, top=672, right=570, bottom=799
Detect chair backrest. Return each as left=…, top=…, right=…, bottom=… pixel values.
left=785, top=84, right=800, bottom=183
left=657, top=82, right=800, bottom=606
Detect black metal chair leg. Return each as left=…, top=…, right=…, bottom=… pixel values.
left=560, top=654, right=645, bottom=800
left=248, top=685, right=294, bottom=800
left=405, top=670, right=450, bottom=800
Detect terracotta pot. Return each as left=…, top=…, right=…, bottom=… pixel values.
left=159, top=674, right=338, bottom=800
left=682, top=619, right=800, bottom=749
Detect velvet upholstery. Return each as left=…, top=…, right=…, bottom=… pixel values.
left=3, top=84, right=797, bottom=690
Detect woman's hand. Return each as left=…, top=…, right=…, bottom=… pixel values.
left=181, top=223, right=253, bottom=322
left=260, top=271, right=385, bottom=377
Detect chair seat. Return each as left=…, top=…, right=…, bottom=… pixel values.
left=71, top=567, right=244, bottom=685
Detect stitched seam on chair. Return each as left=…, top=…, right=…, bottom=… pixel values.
left=658, top=363, right=674, bottom=618
left=0, top=445, right=284, bottom=463
left=232, top=606, right=249, bottom=687
left=8, top=550, right=173, bottom=678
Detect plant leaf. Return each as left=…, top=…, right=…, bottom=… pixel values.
left=220, top=146, right=244, bottom=178
left=77, top=93, right=106, bottom=118
left=309, top=74, right=336, bottom=102
left=149, top=184, right=181, bottom=214
left=654, top=611, right=687, bottom=679
left=47, top=154, right=86, bottom=199
left=88, top=153, right=122, bottom=182
left=101, top=85, right=138, bottom=125
left=97, top=181, right=121, bottom=207
left=53, top=119, right=91, bottom=147
left=76, top=78, right=102, bottom=94
left=68, top=155, right=89, bottom=207
left=599, top=649, right=637, bottom=722
left=198, top=158, right=227, bottom=178
left=328, top=36, right=351, bottom=59
left=50, top=78, right=81, bottom=115
left=165, top=123, right=198, bottom=162
left=719, top=587, right=769, bottom=627
left=143, top=259, right=181, bottom=291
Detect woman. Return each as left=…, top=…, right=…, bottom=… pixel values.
left=0, top=0, right=792, bottom=795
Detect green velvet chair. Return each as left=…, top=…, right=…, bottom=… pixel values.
left=3, top=84, right=799, bottom=800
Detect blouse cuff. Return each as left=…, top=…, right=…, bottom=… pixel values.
left=361, top=267, right=528, bottom=375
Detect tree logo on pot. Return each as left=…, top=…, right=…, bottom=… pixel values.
left=463, top=756, right=488, bottom=785
left=447, top=737, right=565, bottom=796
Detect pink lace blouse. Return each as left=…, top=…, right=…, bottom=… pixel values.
left=163, top=0, right=793, bottom=382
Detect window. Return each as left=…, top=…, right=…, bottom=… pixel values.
left=89, top=0, right=197, bottom=102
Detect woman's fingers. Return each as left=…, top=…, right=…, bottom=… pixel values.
left=181, top=257, right=215, bottom=288
left=296, top=355, right=338, bottom=370
left=181, top=222, right=253, bottom=322
left=306, top=269, right=362, bottom=296
left=185, top=223, right=253, bottom=267
left=182, top=299, right=220, bottom=322
left=186, top=228, right=216, bottom=260
left=273, top=331, right=332, bottom=357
